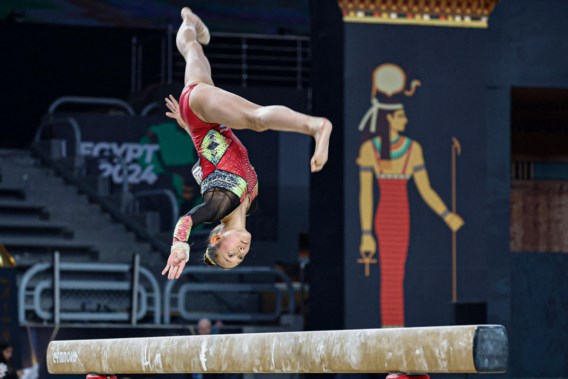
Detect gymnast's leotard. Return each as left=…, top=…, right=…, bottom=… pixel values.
left=179, top=84, right=258, bottom=202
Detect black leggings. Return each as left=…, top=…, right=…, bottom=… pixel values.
left=185, top=187, right=240, bottom=225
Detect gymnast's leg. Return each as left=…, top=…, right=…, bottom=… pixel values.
left=177, top=9, right=332, bottom=172
left=176, top=7, right=213, bottom=87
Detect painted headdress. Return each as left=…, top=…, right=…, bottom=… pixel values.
left=358, top=64, right=421, bottom=133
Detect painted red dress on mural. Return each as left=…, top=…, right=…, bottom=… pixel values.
left=179, top=84, right=258, bottom=202
left=359, top=135, right=416, bottom=327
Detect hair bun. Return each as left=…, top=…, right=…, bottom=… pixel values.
left=203, top=250, right=216, bottom=266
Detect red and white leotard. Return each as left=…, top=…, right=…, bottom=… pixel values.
left=179, top=84, right=258, bottom=203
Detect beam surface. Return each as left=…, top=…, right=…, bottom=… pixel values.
left=47, top=325, right=508, bottom=375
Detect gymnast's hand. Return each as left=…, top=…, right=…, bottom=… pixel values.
left=162, top=242, right=190, bottom=280
left=165, top=94, right=188, bottom=130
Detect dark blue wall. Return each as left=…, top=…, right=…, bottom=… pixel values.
left=487, top=1, right=568, bottom=374
left=340, top=0, right=568, bottom=376
left=510, top=253, right=568, bottom=377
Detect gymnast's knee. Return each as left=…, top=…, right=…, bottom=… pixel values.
left=250, top=108, right=271, bottom=132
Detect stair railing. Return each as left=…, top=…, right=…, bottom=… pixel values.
left=47, top=96, right=135, bottom=116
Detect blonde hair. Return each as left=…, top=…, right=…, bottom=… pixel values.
left=203, top=224, right=224, bottom=266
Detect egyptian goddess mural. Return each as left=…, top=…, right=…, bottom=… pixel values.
left=356, top=64, right=465, bottom=327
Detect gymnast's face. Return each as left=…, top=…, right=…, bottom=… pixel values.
left=387, top=109, right=408, bottom=132
left=212, top=229, right=251, bottom=269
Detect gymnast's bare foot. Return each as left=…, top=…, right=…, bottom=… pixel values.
left=310, top=118, right=332, bottom=173
left=180, top=7, right=210, bottom=45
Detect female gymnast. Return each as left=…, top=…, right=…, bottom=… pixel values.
left=161, top=8, right=332, bottom=279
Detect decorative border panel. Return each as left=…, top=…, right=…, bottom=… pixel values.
left=338, top=0, right=500, bottom=28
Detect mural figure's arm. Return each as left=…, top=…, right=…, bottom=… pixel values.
left=410, top=142, right=464, bottom=232
left=357, top=141, right=377, bottom=255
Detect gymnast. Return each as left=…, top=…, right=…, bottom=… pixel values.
left=161, top=7, right=332, bottom=279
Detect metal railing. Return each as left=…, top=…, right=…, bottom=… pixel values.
left=164, top=266, right=296, bottom=323
left=47, top=96, right=136, bottom=116
left=149, top=28, right=310, bottom=89
left=184, top=32, right=310, bottom=89
left=18, top=256, right=298, bottom=327
left=126, top=189, right=180, bottom=230
left=512, top=160, right=535, bottom=180
left=18, top=253, right=162, bottom=325
left=512, top=160, right=568, bottom=181
left=34, top=117, right=82, bottom=159
left=140, top=101, right=161, bottom=116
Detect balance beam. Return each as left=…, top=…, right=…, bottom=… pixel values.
left=47, top=325, right=508, bottom=375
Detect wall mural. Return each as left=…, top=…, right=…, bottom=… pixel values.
left=355, top=64, right=465, bottom=327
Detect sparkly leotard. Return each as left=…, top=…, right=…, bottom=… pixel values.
left=179, top=84, right=258, bottom=203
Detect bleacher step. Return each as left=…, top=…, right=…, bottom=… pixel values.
left=0, top=220, right=73, bottom=239
left=0, top=200, right=49, bottom=219
left=2, top=148, right=160, bottom=269
left=2, top=237, right=96, bottom=253
left=0, top=187, right=26, bottom=200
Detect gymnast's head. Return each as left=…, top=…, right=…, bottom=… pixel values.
left=204, top=224, right=251, bottom=268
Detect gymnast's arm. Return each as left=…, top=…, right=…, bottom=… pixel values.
left=172, top=188, right=240, bottom=244
left=162, top=188, right=240, bottom=280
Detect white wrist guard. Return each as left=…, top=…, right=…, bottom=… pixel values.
left=171, top=241, right=190, bottom=263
